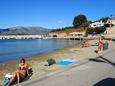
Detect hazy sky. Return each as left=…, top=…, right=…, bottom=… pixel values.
left=0, top=0, right=115, bottom=29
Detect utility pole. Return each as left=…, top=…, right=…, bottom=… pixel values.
left=110, top=14, right=112, bottom=28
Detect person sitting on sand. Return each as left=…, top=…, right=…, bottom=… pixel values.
left=5, top=58, right=30, bottom=86
left=82, top=39, right=89, bottom=48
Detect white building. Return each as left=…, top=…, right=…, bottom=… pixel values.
left=107, top=18, right=115, bottom=25
left=90, top=21, right=104, bottom=28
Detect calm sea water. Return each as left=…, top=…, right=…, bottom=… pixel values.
left=0, top=39, right=79, bottom=63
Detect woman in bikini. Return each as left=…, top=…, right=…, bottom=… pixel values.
left=98, top=36, right=103, bottom=51
left=5, top=58, right=30, bottom=86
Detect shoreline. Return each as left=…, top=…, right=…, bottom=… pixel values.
left=0, top=41, right=82, bottom=65
left=0, top=42, right=81, bottom=82
left=0, top=40, right=81, bottom=64
left=0, top=40, right=114, bottom=86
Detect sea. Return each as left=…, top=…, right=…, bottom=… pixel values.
left=0, top=38, right=80, bottom=64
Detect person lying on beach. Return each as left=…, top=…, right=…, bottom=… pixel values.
left=5, top=58, right=30, bottom=86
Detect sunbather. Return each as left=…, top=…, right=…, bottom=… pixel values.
left=5, top=58, right=30, bottom=86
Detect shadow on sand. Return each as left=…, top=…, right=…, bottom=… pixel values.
left=93, top=78, right=115, bottom=86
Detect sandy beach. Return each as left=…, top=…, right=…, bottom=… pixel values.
left=0, top=39, right=114, bottom=86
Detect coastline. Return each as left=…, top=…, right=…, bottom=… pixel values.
left=0, top=42, right=81, bottom=83
left=0, top=38, right=80, bottom=64
left=0, top=40, right=114, bottom=85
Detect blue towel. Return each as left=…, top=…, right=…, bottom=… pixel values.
left=2, top=78, right=9, bottom=85
left=56, top=61, right=74, bottom=65
left=56, top=59, right=77, bottom=65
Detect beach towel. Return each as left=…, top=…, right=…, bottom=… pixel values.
left=56, top=59, right=77, bottom=65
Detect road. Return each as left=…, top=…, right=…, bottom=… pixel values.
left=20, top=48, right=115, bottom=86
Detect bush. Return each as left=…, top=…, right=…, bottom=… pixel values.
left=104, top=24, right=114, bottom=27
left=86, top=27, right=106, bottom=34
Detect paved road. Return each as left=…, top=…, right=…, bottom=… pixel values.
left=20, top=48, right=115, bottom=86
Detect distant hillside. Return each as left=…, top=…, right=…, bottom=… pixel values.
left=0, top=26, right=50, bottom=35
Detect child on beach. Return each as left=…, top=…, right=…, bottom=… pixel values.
left=5, top=58, right=30, bottom=86
left=82, top=39, right=89, bottom=48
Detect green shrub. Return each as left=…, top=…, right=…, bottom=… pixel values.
left=86, top=27, right=106, bottom=34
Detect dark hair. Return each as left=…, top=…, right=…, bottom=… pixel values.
left=20, top=58, right=25, bottom=63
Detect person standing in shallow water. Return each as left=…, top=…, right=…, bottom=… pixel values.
left=5, top=58, right=30, bottom=86
left=98, top=36, right=104, bottom=51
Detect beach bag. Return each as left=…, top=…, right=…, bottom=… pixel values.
left=2, top=73, right=13, bottom=85
left=47, top=58, right=56, bottom=66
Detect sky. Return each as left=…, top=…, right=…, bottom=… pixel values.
left=0, top=0, right=115, bottom=29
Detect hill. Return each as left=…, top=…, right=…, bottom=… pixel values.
left=0, top=26, right=50, bottom=35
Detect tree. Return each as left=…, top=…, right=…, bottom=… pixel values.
left=73, top=14, right=88, bottom=28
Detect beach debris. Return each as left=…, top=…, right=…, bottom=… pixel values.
left=94, top=50, right=98, bottom=54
